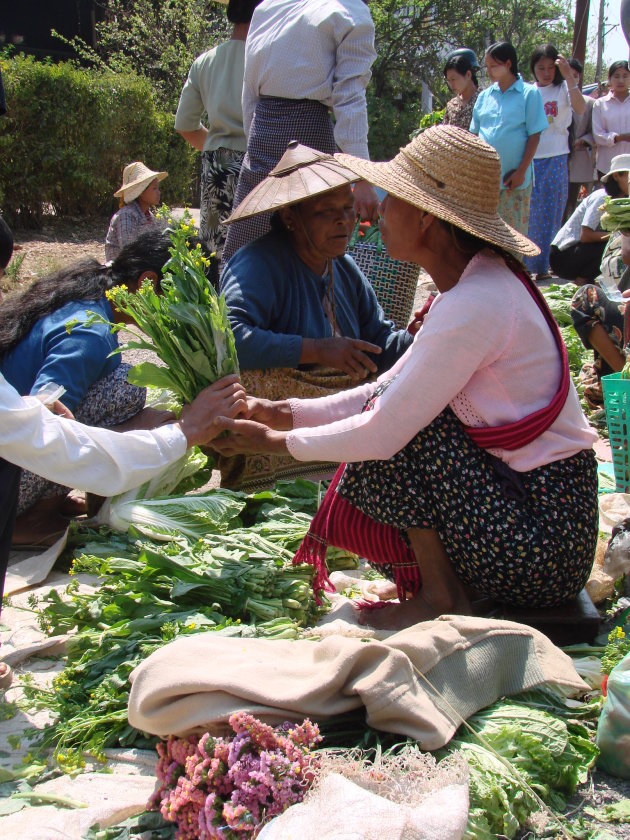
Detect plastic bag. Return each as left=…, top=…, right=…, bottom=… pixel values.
left=596, top=651, right=630, bottom=778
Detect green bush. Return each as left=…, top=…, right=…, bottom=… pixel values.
left=367, top=91, right=422, bottom=160
left=0, top=54, right=197, bottom=228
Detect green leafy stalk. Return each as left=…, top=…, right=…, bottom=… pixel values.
left=102, top=216, right=238, bottom=404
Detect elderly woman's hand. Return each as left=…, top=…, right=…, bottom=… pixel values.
left=301, top=336, right=382, bottom=380
left=353, top=182, right=380, bottom=223
left=178, top=375, right=247, bottom=447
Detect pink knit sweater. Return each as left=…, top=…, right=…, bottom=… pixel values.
left=286, top=251, right=597, bottom=472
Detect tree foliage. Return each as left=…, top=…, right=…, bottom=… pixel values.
left=366, top=0, right=574, bottom=156
left=62, top=0, right=230, bottom=111
left=49, top=0, right=576, bottom=163
left=0, top=54, right=197, bottom=227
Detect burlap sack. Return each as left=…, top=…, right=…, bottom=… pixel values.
left=128, top=615, right=588, bottom=750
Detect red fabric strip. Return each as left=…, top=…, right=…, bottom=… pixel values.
left=465, top=265, right=570, bottom=450
left=293, top=464, right=420, bottom=601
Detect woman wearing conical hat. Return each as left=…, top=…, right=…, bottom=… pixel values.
left=212, top=126, right=599, bottom=628
left=217, top=140, right=414, bottom=490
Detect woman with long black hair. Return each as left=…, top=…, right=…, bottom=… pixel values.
left=0, top=228, right=211, bottom=544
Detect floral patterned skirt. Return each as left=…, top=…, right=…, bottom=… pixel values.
left=525, top=154, right=569, bottom=276
left=497, top=183, right=532, bottom=236
left=199, top=148, right=244, bottom=259
left=337, top=402, right=598, bottom=607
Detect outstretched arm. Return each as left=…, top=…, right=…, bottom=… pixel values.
left=0, top=375, right=246, bottom=496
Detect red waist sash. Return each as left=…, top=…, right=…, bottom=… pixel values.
left=464, top=265, right=570, bottom=450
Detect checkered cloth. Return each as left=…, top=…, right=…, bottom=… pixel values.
left=222, top=97, right=336, bottom=263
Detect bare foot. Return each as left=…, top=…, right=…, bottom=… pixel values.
left=357, top=588, right=471, bottom=631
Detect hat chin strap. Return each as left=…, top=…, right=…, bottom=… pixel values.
left=291, top=206, right=339, bottom=336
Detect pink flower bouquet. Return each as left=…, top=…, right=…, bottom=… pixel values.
left=150, top=712, right=322, bottom=839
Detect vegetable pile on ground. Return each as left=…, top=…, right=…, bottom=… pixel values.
left=15, top=479, right=356, bottom=770
left=542, top=283, right=586, bottom=376
left=542, top=283, right=605, bottom=427
left=4, top=475, right=627, bottom=838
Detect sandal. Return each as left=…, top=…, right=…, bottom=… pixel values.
left=0, top=662, right=13, bottom=691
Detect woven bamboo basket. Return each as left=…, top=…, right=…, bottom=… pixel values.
left=346, top=240, right=419, bottom=329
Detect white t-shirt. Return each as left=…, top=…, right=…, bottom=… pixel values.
left=535, top=82, right=573, bottom=159
left=551, top=188, right=607, bottom=250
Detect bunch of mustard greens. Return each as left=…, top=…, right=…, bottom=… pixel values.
left=600, top=196, right=630, bottom=233
left=103, top=216, right=238, bottom=404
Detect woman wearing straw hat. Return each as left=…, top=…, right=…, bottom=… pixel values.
left=212, top=126, right=599, bottom=628
left=217, top=140, right=413, bottom=490
left=105, top=162, right=168, bottom=261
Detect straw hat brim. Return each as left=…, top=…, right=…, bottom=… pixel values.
left=114, top=170, right=168, bottom=200
left=225, top=161, right=359, bottom=224
left=335, top=152, right=540, bottom=259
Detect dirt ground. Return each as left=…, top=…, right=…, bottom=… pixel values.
left=4, top=216, right=630, bottom=838
left=5, top=217, right=109, bottom=293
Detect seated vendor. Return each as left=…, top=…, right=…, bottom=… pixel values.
left=218, top=141, right=414, bottom=490
left=211, top=126, right=599, bottom=630
left=0, top=228, right=211, bottom=545
left=549, top=154, right=630, bottom=284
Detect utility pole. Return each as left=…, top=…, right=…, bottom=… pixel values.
left=573, top=0, right=590, bottom=65
left=595, top=0, right=606, bottom=82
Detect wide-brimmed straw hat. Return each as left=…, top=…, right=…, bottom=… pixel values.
left=114, top=161, right=168, bottom=204
left=336, top=125, right=540, bottom=258
left=224, top=141, right=359, bottom=224
left=601, top=153, right=630, bottom=182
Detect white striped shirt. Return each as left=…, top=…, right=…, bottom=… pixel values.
left=242, top=0, right=376, bottom=158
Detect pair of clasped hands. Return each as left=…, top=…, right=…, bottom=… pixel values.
left=179, top=375, right=290, bottom=456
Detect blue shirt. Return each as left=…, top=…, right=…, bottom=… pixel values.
left=470, top=75, right=548, bottom=190
left=220, top=231, right=412, bottom=372
left=0, top=298, right=120, bottom=412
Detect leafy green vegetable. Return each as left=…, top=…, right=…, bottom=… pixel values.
left=600, top=196, right=630, bottom=233
left=95, top=215, right=239, bottom=404
left=104, top=491, right=246, bottom=541
left=585, top=799, right=630, bottom=823
left=440, top=700, right=599, bottom=839
left=18, top=483, right=336, bottom=769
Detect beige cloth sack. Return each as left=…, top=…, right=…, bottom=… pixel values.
left=129, top=615, right=588, bottom=750
left=257, top=774, right=469, bottom=840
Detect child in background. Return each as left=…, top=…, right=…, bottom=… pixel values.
left=592, top=60, right=630, bottom=179
left=470, top=41, right=547, bottom=235
left=105, top=161, right=168, bottom=261
left=442, top=48, right=479, bottom=131
left=525, top=44, right=586, bottom=279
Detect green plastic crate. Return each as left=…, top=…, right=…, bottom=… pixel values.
left=602, top=371, right=630, bottom=492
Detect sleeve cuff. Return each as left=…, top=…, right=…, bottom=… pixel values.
left=150, top=423, right=188, bottom=460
